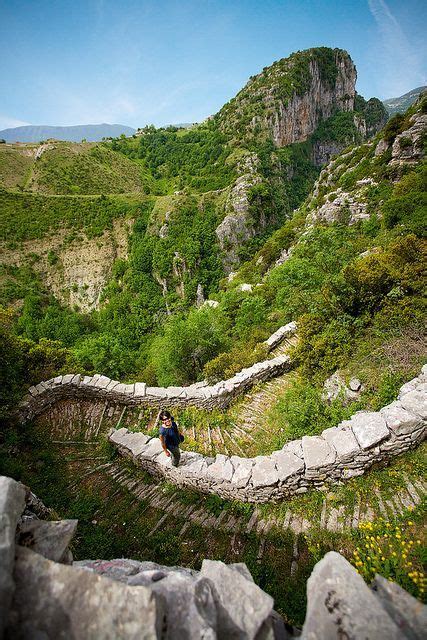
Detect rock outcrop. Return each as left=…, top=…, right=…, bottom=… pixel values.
left=2, top=475, right=426, bottom=639
left=217, top=48, right=356, bottom=147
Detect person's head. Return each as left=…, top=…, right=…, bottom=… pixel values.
left=159, top=410, right=172, bottom=426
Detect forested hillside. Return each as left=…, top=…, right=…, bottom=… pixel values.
left=1, top=47, right=418, bottom=416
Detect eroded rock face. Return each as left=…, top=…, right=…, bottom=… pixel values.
left=391, top=113, right=427, bottom=166
left=255, top=53, right=356, bottom=148
left=215, top=154, right=263, bottom=272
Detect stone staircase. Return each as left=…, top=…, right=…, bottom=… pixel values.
left=104, top=461, right=426, bottom=538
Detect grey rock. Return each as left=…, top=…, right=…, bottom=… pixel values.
left=251, top=457, right=279, bottom=488
left=73, top=558, right=142, bottom=581
left=207, top=454, right=234, bottom=483
left=399, top=385, right=427, bottom=420
left=347, top=411, right=390, bottom=449
left=8, top=547, right=162, bottom=639
left=16, top=519, right=77, bottom=564
left=272, top=449, right=304, bottom=480
left=380, top=401, right=423, bottom=436
left=372, top=573, right=427, bottom=640
left=150, top=572, right=217, bottom=639
left=201, top=559, right=273, bottom=639
left=302, top=436, right=336, bottom=471
left=109, top=428, right=150, bottom=457
left=138, top=438, right=164, bottom=461
left=322, top=425, right=360, bottom=461
left=0, top=476, right=26, bottom=638
left=231, top=457, right=254, bottom=488
left=348, top=377, right=361, bottom=392
left=301, top=551, right=401, bottom=639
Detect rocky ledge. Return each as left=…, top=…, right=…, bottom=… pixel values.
left=1, top=475, right=425, bottom=639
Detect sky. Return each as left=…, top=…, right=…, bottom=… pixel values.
left=1, top=0, right=426, bottom=130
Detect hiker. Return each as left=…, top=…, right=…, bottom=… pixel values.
left=159, top=410, right=184, bottom=467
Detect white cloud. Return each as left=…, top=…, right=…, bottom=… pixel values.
left=0, top=115, right=31, bottom=131
left=368, top=0, right=426, bottom=97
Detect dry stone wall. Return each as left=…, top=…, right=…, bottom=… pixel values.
left=108, top=366, right=426, bottom=503
left=19, top=323, right=297, bottom=423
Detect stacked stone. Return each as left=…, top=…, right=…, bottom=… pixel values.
left=109, top=366, right=426, bottom=503
left=264, top=321, right=297, bottom=352
left=2, top=474, right=425, bottom=639
left=18, top=323, right=298, bottom=423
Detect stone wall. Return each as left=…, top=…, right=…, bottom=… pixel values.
left=108, top=366, right=426, bottom=503
left=18, top=323, right=297, bottom=423
left=2, top=474, right=426, bottom=639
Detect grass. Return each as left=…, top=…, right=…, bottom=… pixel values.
left=0, top=191, right=152, bottom=242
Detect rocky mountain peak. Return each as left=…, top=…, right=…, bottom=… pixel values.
left=216, top=47, right=356, bottom=146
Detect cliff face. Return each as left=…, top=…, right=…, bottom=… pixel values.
left=269, top=54, right=356, bottom=146
left=217, top=48, right=356, bottom=146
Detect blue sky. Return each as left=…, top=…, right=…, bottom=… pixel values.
left=1, top=0, right=426, bottom=130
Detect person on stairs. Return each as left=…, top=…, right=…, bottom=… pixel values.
left=159, top=409, right=184, bottom=467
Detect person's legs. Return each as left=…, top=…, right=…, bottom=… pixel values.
left=169, top=446, right=181, bottom=467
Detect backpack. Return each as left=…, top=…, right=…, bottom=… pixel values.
left=172, top=420, right=185, bottom=443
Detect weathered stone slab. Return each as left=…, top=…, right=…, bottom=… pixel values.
left=322, top=425, right=360, bottom=460
left=207, top=454, right=234, bottom=483
left=8, top=547, right=161, bottom=639
left=302, top=436, right=336, bottom=471
left=302, top=552, right=401, bottom=639
left=95, top=375, right=111, bottom=389
left=16, top=519, right=77, bottom=564
left=251, top=457, right=279, bottom=488
left=138, top=438, right=164, bottom=461
left=346, top=412, right=389, bottom=449
left=399, top=385, right=427, bottom=420
left=272, top=449, right=304, bottom=480
left=0, top=476, right=26, bottom=638
left=230, top=457, right=254, bottom=488
left=134, top=382, right=147, bottom=397
left=109, top=429, right=150, bottom=457
left=282, top=439, right=303, bottom=459
left=201, top=559, right=273, bottom=639
left=371, top=573, right=427, bottom=640
left=380, top=400, right=423, bottom=436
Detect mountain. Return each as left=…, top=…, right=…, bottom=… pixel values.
left=383, top=86, right=426, bottom=116
left=0, top=123, right=136, bottom=143
left=0, top=47, right=394, bottom=375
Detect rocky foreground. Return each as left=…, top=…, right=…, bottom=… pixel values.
left=1, top=475, right=426, bottom=639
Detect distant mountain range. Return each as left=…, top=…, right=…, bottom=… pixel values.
left=383, top=86, right=426, bottom=116
left=0, top=123, right=136, bottom=143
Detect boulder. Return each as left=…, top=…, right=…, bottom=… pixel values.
left=372, top=574, right=427, bottom=640
left=301, top=552, right=401, bottom=639
left=201, top=559, right=273, bottom=639
left=7, top=547, right=162, bottom=639
left=0, top=476, right=26, bottom=637
left=322, top=425, right=360, bottom=461
left=399, top=385, right=427, bottom=420
left=272, top=449, right=304, bottom=480
left=16, top=519, right=78, bottom=564
left=148, top=572, right=217, bottom=640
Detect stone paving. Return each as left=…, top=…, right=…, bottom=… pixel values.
left=104, top=462, right=427, bottom=537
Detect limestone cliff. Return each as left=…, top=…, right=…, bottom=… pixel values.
left=216, top=48, right=356, bottom=146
